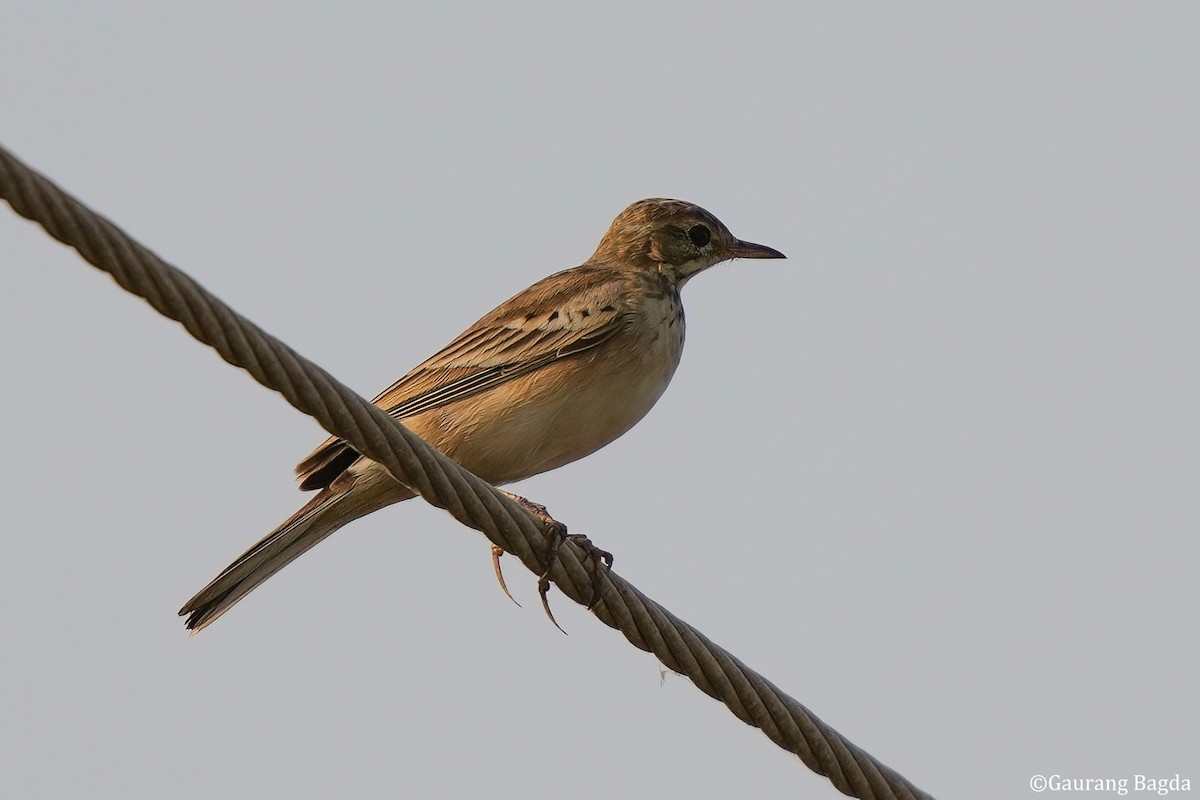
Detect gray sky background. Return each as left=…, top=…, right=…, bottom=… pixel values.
left=2, top=4, right=1196, bottom=798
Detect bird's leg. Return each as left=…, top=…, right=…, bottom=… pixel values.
left=497, top=491, right=613, bottom=632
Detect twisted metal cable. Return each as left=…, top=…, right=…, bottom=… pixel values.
left=1, top=143, right=933, bottom=800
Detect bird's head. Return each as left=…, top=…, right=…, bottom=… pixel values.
left=590, top=198, right=785, bottom=285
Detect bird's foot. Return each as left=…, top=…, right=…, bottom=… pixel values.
left=490, top=492, right=557, bottom=607
left=496, top=491, right=613, bottom=633
left=537, top=530, right=613, bottom=631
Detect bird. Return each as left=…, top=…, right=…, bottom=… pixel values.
left=179, top=198, right=785, bottom=632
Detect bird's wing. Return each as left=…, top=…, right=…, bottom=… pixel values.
left=294, top=265, right=631, bottom=491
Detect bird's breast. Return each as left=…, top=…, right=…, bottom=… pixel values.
left=638, top=283, right=686, bottom=362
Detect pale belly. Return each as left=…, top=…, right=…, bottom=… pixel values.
left=403, top=306, right=685, bottom=485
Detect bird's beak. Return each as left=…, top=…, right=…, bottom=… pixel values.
left=730, top=239, right=786, bottom=259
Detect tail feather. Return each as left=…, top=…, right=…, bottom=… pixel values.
left=179, top=489, right=346, bottom=633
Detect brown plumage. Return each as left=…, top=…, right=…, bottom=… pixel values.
left=179, top=198, right=784, bottom=632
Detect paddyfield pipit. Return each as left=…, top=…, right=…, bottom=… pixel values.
left=181, top=198, right=785, bottom=631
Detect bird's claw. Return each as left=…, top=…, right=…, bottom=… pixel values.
left=537, top=571, right=567, bottom=635
left=491, top=544, right=521, bottom=607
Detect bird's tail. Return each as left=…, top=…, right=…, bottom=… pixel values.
left=180, top=475, right=402, bottom=633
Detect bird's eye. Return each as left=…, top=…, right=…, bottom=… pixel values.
left=687, top=224, right=711, bottom=248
